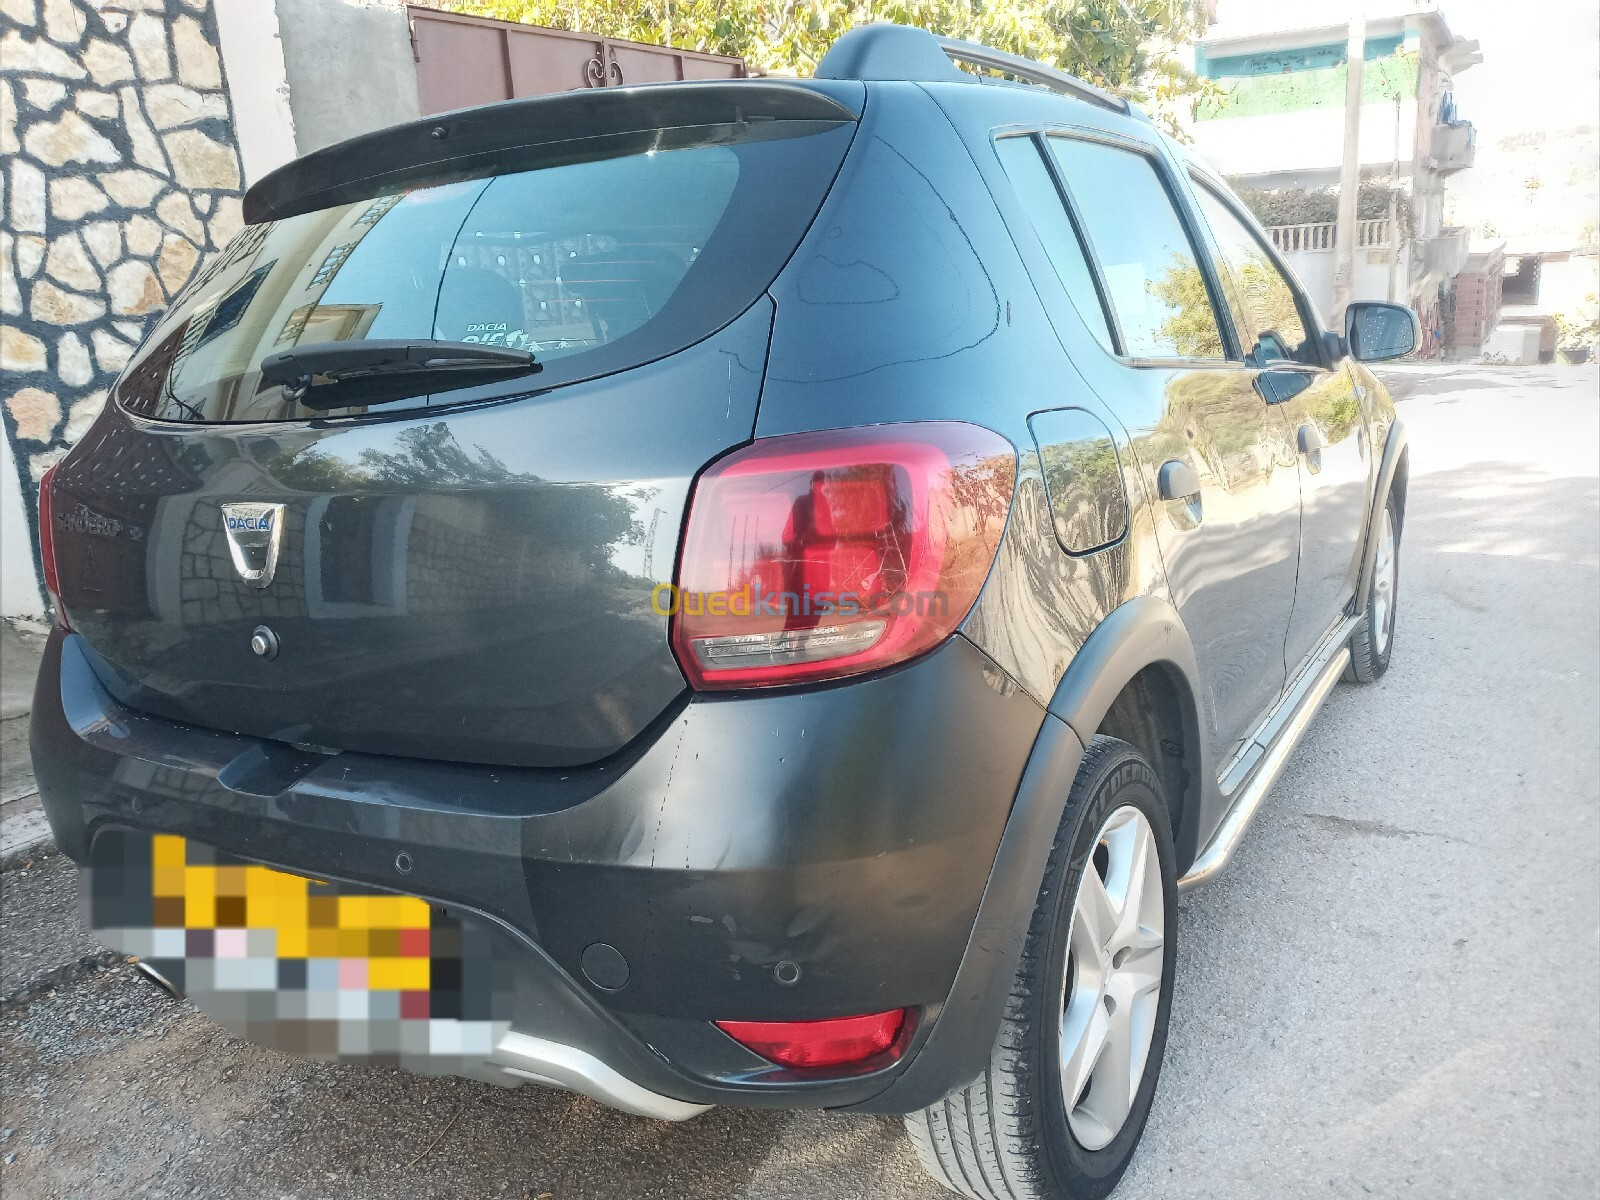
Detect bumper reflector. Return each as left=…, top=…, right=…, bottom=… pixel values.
left=715, top=1008, right=908, bottom=1068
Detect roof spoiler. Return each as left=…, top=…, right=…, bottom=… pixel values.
left=243, top=80, right=861, bottom=224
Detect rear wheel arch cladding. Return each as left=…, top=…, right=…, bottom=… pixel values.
left=844, top=711, right=1086, bottom=1114
left=1356, top=420, right=1410, bottom=613
left=852, top=610, right=1201, bottom=1112
left=855, top=628, right=1201, bottom=1115
left=1046, top=595, right=1207, bottom=873
left=1390, top=443, right=1411, bottom=533
left=1093, top=661, right=1205, bottom=874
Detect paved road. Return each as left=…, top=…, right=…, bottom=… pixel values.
left=2, top=365, right=1596, bottom=1199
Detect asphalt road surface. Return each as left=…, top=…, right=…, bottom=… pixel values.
left=2, top=364, right=1596, bottom=1200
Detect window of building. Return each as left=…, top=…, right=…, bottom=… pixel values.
left=1502, top=256, right=1541, bottom=305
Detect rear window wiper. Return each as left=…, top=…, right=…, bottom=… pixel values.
left=259, top=340, right=540, bottom=410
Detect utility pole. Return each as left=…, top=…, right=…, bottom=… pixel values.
left=1387, top=95, right=1401, bottom=303
left=1331, top=10, right=1367, bottom=321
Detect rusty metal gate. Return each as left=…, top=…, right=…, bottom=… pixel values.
left=408, top=7, right=747, bottom=116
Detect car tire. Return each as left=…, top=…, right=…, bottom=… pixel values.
left=1344, top=491, right=1401, bottom=684
left=904, top=735, right=1177, bottom=1200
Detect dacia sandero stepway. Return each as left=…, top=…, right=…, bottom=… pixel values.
left=33, top=23, right=1415, bottom=1200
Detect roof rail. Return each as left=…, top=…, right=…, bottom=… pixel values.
left=815, top=24, right=1140, bottom=119
left=935, top=36, right=1129, bottom=116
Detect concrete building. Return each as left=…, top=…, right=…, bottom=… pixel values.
left=1186, top=5, right=1482, bottom=352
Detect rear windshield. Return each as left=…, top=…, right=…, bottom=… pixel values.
left=119, top=123, right=854, bottom=423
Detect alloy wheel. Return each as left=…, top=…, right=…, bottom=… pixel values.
left=1372, top=506, right=1397, bottom=656
left=1059, top=805, right=1165, bottom=1152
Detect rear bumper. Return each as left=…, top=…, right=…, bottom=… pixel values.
left=33, top=628, right=1047, bottom=1112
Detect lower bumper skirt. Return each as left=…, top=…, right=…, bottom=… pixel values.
left=492, top=1031, right=712, bottom=1120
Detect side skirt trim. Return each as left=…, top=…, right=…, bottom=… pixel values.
left=1178, top=617, right=1356, bottom=892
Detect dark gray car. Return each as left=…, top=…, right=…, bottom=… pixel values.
left=32, top=23, right=1415, bottom=1200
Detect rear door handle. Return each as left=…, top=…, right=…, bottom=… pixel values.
left=1298, top=424, right=1324, bottom=473
left=1158, top=459, right=1203, bottom=528
left=1158, top=459, right=1201, bottom=501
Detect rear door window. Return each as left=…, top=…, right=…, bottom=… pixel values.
left=120, top=124, right=855, bottom=423
left=1045, top=137, right=1228, bottom=362
left=994, top=136, right=1116, bottom=354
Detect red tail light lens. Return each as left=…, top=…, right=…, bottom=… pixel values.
left=37, top=462, right=67, bottom=628
left=670, top=423, right=1015, bottom=690
left=716, top=1009, right=908, bottom=1068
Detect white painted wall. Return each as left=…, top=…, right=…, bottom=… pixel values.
left=1189, top=99, right=1419, bottom=179
left=214, top=0, right=421, bottom=179
left=1, top=437, right=45, bottom=621
left=214, top=0, right=301, bottom=186
left=1540, top=255, right=1600, bottom=326
left=1482, top=323, right=1542, bottom=362
left=1282, top=245, right=1412, bottom=324
left=276, top=0, right=421, bottom=155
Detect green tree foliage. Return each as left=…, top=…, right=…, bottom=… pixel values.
left=1148, top=255, right=1224, bottom=359
left=1230, top=182, right=1411, bottom=233
left=1231, top=256, right=1305, bottom=351
left=1554, top=295, right=1599, bottom=350
left=439, top=0, right=1208, bottom=121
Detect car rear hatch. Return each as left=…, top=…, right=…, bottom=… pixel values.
left=48, top=81, right=862, bottom=768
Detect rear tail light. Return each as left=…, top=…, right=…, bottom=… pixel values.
left=38, top=462, right=67, bottom=628
left=715, top=1008, right=909, bottom=1068
left=670, top=422, right=1015, bottom=690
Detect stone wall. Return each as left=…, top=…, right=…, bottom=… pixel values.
left=1, top=0, right=245, bottom=603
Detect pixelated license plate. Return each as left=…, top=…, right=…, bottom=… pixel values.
left=83, top=830, right=512, bottom=1071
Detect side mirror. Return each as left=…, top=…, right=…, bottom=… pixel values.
left=1345, top=302, right=1420, bottom=362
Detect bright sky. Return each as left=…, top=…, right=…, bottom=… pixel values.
left=1435, top=0, right=1599, bottom=141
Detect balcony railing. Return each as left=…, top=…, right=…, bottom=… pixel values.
left=1270, top=222, right=1334, bottom=252
left=1357, top=219, right=1392, bottom=248
left=1268, top=219, right=1393, bottom=254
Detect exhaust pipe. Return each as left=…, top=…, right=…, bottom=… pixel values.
left=132, top=959, right=183, bottom=1000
